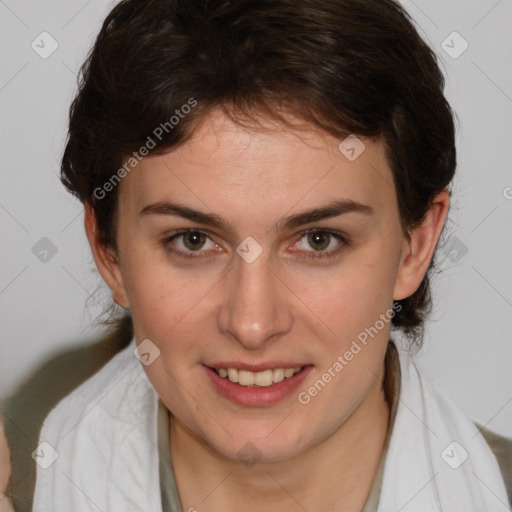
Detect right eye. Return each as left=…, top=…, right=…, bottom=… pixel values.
left=162, top=229, right=221, bottom=259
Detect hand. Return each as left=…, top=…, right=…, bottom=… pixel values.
left=0, top=422, right=14, bottom=512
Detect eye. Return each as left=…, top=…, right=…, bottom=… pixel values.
left=162, top=229, right=220, bottom=258
left=162, top=228, right=348, bottom=261
left=292, top=229, right=348, bottom=259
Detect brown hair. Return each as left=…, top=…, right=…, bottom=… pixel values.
left=61, top=0, right=456, bottom=345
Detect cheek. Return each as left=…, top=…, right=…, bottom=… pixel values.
left=291, top=250, right=399, bottom=341
left=123, top=250, right=214, bottom=337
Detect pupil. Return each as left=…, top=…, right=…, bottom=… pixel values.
left=308, top=232, right=329, bottom=251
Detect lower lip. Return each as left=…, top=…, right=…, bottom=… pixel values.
left=203, top=365, right=314, bottom=406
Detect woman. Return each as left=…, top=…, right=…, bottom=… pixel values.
left=24, top=0, right=512, bottom=510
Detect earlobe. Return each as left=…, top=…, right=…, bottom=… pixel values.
left=84, top=203, right=130, bottom=309
left=393, top=189, right=450, bottom=301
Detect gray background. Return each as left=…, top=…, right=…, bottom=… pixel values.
left=1, top=0, right=511, bottom=437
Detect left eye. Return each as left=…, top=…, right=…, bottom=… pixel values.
left=294, top=230, right=345, bottom=253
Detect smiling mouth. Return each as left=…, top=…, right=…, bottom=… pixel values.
left=211, top=366, right=305, bottom=387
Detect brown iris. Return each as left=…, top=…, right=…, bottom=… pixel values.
left=307, top=232, right=330, bottom=251
left=183, top=231, right=207, bottom=250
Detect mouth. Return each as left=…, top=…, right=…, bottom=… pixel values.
left=213, top=365, right=304, bottom=387
left=203, top=363, right=313, bottom=406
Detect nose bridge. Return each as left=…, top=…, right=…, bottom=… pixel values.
left=218, top=253, right=291, bottom=349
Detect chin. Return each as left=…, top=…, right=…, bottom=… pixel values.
left=206, top=424, right=310, bottom=466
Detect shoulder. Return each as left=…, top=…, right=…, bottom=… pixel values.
left=39, top=339, right=144, bottom=440
left=479, top=425, right=512, bottom=506
left=3, top=322, right=135, bottom=511
left=32, top=339, right=162, bottom=510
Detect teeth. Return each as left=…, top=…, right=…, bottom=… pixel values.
left=254, top=369, right=273, bottom=387
left=284, top=368, right=294, bottom=378
left=227, top=368, right=239, bottom=383
left=273, top=368, right=284, bottom=383
left=215, top=366, right=304, bottom=387
left=238, top=370, right=255, bottom=386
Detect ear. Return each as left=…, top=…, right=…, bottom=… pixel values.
left=84, top=202, right=130, bottom=308
left=393, top=189, right=450, bottom=301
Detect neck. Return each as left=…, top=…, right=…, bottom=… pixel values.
left=169, top=372, right=391, bottom=512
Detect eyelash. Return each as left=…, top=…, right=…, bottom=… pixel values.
left=161, top=228, right=349, bottom=261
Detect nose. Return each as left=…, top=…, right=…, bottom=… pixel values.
left=217, top=251, right=293, bottom=350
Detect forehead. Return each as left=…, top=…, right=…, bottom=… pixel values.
left=118, top=110, right=396, bottom=221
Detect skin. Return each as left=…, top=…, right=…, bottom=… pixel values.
left=86, top=109, right=449, bottom=511
left=0, top=423, right=13, bottom=512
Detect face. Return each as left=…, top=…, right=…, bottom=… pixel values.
left=88, top=109, right=441, bottom=463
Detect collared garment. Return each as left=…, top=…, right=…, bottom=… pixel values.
left=19, top=337, right=512, bottom=511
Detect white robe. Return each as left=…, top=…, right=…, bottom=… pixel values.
left=32, top=338, right=509, bottom=511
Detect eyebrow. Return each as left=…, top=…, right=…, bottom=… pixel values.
left=139, top=199, right=374, bottom=232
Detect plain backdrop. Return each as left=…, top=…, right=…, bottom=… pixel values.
left=0, top=0, right=511, bottom=437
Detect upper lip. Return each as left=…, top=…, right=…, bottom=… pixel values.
left=205, top=362, right=310, bottom=372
